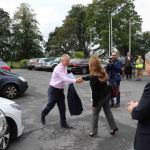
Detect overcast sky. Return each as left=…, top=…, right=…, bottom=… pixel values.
left=1, top=0, right=150, bottom=40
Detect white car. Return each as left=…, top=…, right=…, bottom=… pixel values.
left=0, top=97, right=24, bottom=150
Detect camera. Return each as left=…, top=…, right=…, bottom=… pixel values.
left=109, top=57, right=113, bottom=63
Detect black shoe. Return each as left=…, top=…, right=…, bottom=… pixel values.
left=41, top=115, right=45, bottom=125
left=61, top=124, right=73, bottom=129
left=89, top=133, right=96, bottom=137
left=114, top=103, right=120, bottom=108
left=110, top=128, right=118, bottom=135
left=110, top=103, right=114, bottom=108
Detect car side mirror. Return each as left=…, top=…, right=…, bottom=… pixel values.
left=0, top=109, right=10, bottom=150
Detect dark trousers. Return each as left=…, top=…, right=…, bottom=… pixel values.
left=111, top=80, right=120, bottom=104
left=125, top=66, right=132, bottom=79
left=41, top=86, right=67, bottom=126
left=92, top=96, right=117, bottom=135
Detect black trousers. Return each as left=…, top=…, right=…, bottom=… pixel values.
left=125, top=66, right=132, bottom=79
left=41, top=86, right=67, bottom=126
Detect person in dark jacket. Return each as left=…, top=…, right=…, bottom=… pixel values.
left=124, top=52, right=134, bottom=80
left=81, top=55, right=118, bottom=137
left=106, top=51, right=123, bottom=108
left=127, top=51, right=150, bottom=150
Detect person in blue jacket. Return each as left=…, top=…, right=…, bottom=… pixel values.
left=127, top=51, right=150, bottom=150
left=106, top=51, right=123, bottom=108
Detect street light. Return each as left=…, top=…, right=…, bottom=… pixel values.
left=109, top=15, right=113, bottom=57
left=129, top=18, right=131, bottom=54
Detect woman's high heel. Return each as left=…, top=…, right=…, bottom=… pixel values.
left=110, top=128, right=118, bottom=135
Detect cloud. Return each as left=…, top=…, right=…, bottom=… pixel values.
left=1, top=0, right=150, bottom=41
left=134, top=0, right=150, bottom=31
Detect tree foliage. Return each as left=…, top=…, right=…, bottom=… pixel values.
left=45, top=0, right=145, bottom=57
left=12, top=3, right=43, bottom=60
left=0, top=8, right=11, bottom=60
left=45, top=4, right=89, bottom=57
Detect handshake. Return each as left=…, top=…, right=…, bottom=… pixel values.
left=76, top=77, right=84, bottom=83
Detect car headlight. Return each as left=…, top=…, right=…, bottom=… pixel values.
left=10, top=103, right=21, bottom=110
left=18, top=76, right=26, bottom=82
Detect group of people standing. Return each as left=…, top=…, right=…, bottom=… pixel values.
left=40, top=51, right=150, bottom=150
left=123, top=52, right=144, bottom=81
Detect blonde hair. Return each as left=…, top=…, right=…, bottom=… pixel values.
left=88, top=56, right=108, bottom=81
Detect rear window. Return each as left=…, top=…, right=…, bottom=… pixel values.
left=70, top=59, right=88, bottom=63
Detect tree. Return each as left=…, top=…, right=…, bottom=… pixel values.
left=46, top=0, right=143, bottom=57
left=12, top=3, right=43, bottom=60
left=0, top=8, right=11, bottom=60
left=86, top=0, right=142, bottom=56
left=45, top=4, right=89, bottom=57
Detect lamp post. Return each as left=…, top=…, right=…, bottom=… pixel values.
left=89, top=28, right=93, bottom=55
left=129, top=18, right=131, bottom=54
left=109, top=15, right=113, bottom=57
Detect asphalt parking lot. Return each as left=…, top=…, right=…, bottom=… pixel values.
left=8, top=69, right=149, bottom=150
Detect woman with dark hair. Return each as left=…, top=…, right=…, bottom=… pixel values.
left=81, top=56, right=118, bottom=137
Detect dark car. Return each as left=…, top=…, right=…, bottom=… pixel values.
left=68, top=59, right=89, bottom=74
left=27, top=58, right=39, bottom=70
left=0, top=59, right=11, bottom=71
left=0, top=68, right=28, bottom=99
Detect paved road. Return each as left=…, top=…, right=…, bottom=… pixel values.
left=8, top=69, right=149, bottom=150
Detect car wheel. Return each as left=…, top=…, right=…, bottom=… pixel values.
left=52, top=65, right=57, bottom=71
left=0, top=122, right=10, bottom=150
left=2, top=84, right=19, bottom=99
left=81, top=68, right=87, bottom=75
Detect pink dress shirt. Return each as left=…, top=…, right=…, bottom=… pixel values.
left=50, top=63, right=76, bottom=89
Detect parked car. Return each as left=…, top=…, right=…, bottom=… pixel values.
left=42, top=57, right=55, bottom=71
left=0, top=59, right=11, bottom=72
left=34, top=58, right=51, bottom=70
left=68, top=59, right=89, bottom=74
left=44, top=57, right=60, bottom=71
left=0, top=68, right=28, bottom=99
left=0, top=97, right=24, bottom=150
left=27, top=58, right=39, bottom=70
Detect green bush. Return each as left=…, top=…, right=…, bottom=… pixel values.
left=20, top=59, right=28, bottom=69
left=7, top=61, right=21, bottom=69
left=73, top=51, right=85, bottom=58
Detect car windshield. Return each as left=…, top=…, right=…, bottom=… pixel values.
left=53, top=57, right=60, bottom=62
left=0, top=60, right=8, bottom=67
left=43, top=58, right=50, bottom=62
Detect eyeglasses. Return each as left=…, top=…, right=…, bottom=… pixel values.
left=112, top=55, right=116, bottom=56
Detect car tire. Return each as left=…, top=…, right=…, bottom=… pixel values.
left=81, top=68, right=87, bottom=75
left=52, top=65, right=57, bottom=71
left=28, top=67, right=32, bottom=70
left=0, top=122, right=10, bottom=150
left=2, top=84, right=19, bottom=99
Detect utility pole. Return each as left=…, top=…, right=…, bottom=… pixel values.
left=109, top=15, right=113, bottom=57
left=110, top=15, right=113, bottom=54
left=129, top=18, right=131, bottom=54
left=109, top=19, right=111, bottom=57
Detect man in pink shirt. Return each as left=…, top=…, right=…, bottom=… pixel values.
left=41, top=54, right=82, bottom=128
